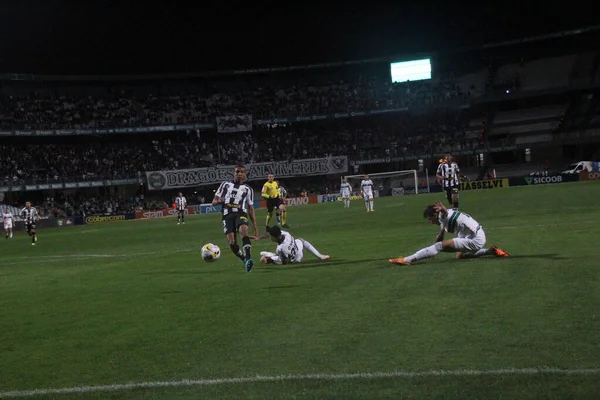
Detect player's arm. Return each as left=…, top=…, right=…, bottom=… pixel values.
left=261, top=183, right=270, bottom=199
left=436, top=165, right=444, bottom=181
left=455, top=165, right=469, bottom=181
left=212, top=182, right=225, bottom=205
left=435, top=228, right=445, bottom=242
left=247, top=189, right=259, bottom=236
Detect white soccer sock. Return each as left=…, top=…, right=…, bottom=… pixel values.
left=346, top=199, right=350, bottom=208
left=10, top=232, right=12, bottom=238
left=365, top=201, right=369, bottom=211
left=405, top=242, right=443, bottom=263
left=369, top=200, right=374, bottom=211
left=475, top=248, right=490, bottom=257
left=301, top=239, right=324, bottom=258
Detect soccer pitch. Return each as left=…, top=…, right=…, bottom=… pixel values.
left=1, top=182, right=599, bottom=399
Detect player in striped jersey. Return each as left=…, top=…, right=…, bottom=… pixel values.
left=389, top=201, right=508, bottom=265
left=3, top=207, right=14, bottom=239
left=20, top=202, right=39, bottom=245
left=212, top=165, right=259, bottom=272
left=436, top=153, right=468, bottom=209
left=175, top=192, right=187, bottom=225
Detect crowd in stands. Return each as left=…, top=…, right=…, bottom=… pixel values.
left=0, top=68, right=481, bottom=189
left=0, top=72, right=468, bottom=129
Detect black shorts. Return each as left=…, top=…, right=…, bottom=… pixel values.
left=266, top=197, right=283, bottom=212
left=177, top=209, right=185, bottom=216
left=445, top=185, right=459, bottom=198
left=222, top=212, right=249, bottom=235
left=26, top=222, right=36, bottom=232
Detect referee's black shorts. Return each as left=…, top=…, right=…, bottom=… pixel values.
left=266, top=197, right=282, bottom=212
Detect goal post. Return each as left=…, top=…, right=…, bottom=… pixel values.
left=344, top=170, right=419, bottom=195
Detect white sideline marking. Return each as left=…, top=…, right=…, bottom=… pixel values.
left=0, top=249, right=195, bottom=266
left=0, top=367, right=598, bottom=398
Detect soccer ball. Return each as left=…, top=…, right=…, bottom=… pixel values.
left=201, top=243, right=221, bottom=262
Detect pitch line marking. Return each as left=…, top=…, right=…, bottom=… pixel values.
left=0, top=367, right=599, bottom=398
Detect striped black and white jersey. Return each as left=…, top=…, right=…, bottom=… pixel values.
left=20, top=207, right=38, bottom=223
left=437, top=162, right=461, bottom=188
left=175, top=196, right=187, bottom=211
left=215, top=181, right=254, bottom=216
left=278, top=186, right=287, bottom=198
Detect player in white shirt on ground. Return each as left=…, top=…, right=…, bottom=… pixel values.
left=252, top=226, right=330, bottom=265
left=3, top=208, right=14, bottom=239
left=389, top=201, right=509, bottom=265
left=360, top=174, right=375, bottom=212
left=340, top=178, right=352, bottom=208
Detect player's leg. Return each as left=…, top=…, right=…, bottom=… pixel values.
left=279, top=203, right=289, bottom=228
left=4, top=225, right=8, bottom=239
left=453, top=230, right=508, bottom=259
left=369, top=196, right=374, bottom=211
left=298, top=238, right=329, bottom=260
left=180, top=210, right=185, bottom=224
left=276, top=211, right=281, bottom=225
left=30, top=224, right=37, bottom=245
left=451, top=187, right=459, bottom=209
left=223, top=217, right=245, bottom=262
left=237, top=215, right=254, bottom=271
left=364, top=194, right=370, bottom=211
left=390, top=238, right=458, bottom=265
left=9, top=227, right=12, bottom=238
left=265, top=200, right=274, bottom=228
left=445, top=188, right=453, bottom=206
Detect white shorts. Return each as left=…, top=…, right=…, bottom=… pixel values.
left=4, top=222, right=12, bottom=229
left=363, top=192, right=373, bottom=201
left=452, top=227, right=486, bottom=253
left=293, top=239, right=305, bottom=263
left=340, top=191, right=350, bottom=199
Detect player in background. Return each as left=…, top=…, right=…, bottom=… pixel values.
left=436, top=153, right=468, bottom=209
left=212, top=165, right=259, bottom=272
left=175, top=192, right=187, bottom=224
left=389, top=201, right=509, bottom=265
left=275, top=183, right=288, bottom=226
left=340, top=178, right=352, bottom=208
left=360, top=174, right=375, bottom=212
left=20, top=202, right=39, bottom=245
left=262, top=174, right=289, bottom=228
left=3, top=207, right=14, bottom=239
left=252, top=225, right=330, bottom=265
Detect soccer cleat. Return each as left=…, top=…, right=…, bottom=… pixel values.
left=244, top=258, right=255, bottom=272
left=35, top=236, right=38, bottom=242
left=389, top=256, right=411, bottom=265
left=31, top=243, right=35, bottom=246
left=490, top=245, right=509, bottom=257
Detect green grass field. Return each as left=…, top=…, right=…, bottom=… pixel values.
left=1, top=182, right=599, bottom=399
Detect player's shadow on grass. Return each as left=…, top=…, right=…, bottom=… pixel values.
left=260, top=257, right=390, bottom=271
left=496, top=253, right=566, bottom=260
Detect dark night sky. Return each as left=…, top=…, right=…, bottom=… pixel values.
left=0, top=2, right=597, bottom=75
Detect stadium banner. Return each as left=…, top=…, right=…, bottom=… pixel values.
left=216, top=115, right=253, bottom=133
left=459, top=178, right=509, bottom=191
left=135, top=206, right=194, bottom=219
left=579, top=171, right=600, bottom=181
left=390, top=186, right=439, bottom=196
left=145, top=156, right=348, bottom=190
left=56, top=217, right=75, bottom=227
left=7, top=123, right=214, bottom=137
left=85, top=213, right=136, bottom=224
left=318, top=191, right=379, bottom=203
left=284, top=196, right=318, bottom=206
left=509, top=173, right=579, bottom=187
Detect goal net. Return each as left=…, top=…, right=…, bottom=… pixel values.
left=344, top=170, right=420, bottom=196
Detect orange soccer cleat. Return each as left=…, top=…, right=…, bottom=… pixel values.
left=490, top=245, right=509, bottom=257
left=389, top=256, right=412, bottom=265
